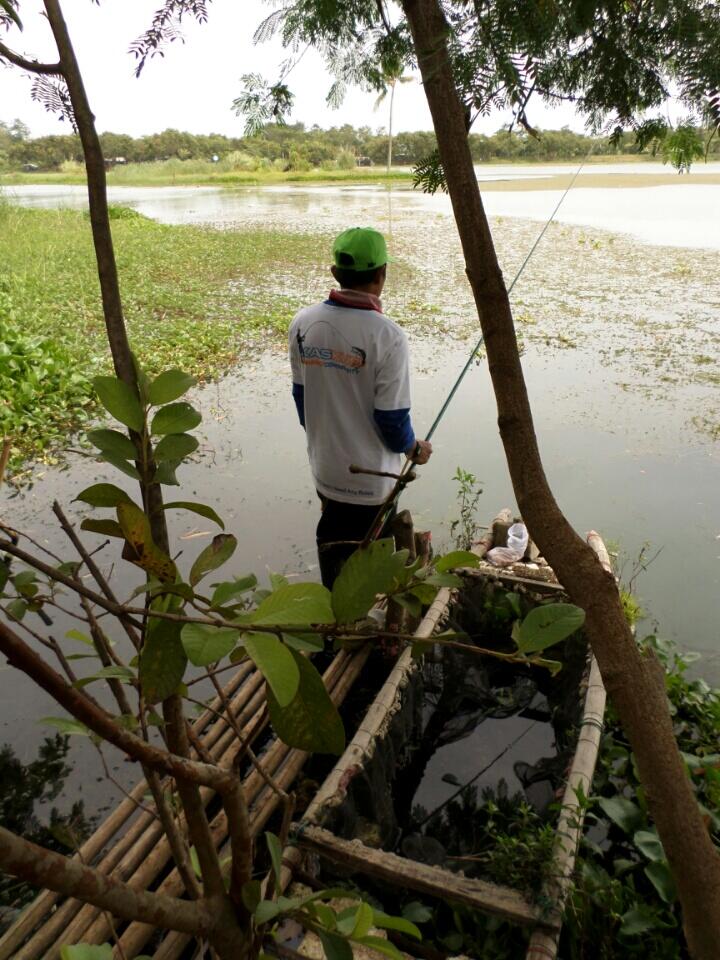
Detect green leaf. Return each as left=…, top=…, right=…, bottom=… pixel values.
left=73, top=666, right=135, bottom=688
left=211, top=575, right=257, bottom=607
left=269, top=572, right=289, bottom=590
left=598, top=796, right=644, bottom=835
left=619, top=905, right=661, bottom=937
left=283, top=632, right=324, bottom=653
left=80, top=518, right=125, bottom=539
left=65, top=629, right=94, bottom=646
left=402, top=902, right=432, bottom=924
left=148, top=369, right=197, bottom=405
left=40, top=717, right=89, bottom=736
left=164, top=501, right=225, bottom=531
left=243, top=633, right=300, bottom=707
left=267, top=648, right=345, bottom=754
left=87, top=428, right=137, bottom=461
left=516, top=603, right=586, bottom=654
left=393, top=593, right=422, bottom=617
left=139, top=617, right=187, bottom=704
left=319, top=931, right=353, bottom=960
left=60, top=945, right=114, bottom=960
left=189, top=534, right=237, bottom=586
left=351, top=903, right=374, bottom=939
left=98, top=450, right=141, bottom=480
left=411, top=640, right=434, bottom=660
left=424, top=572, right=463, bottom=588
left=433, top=550, right=480, bottom=573
left=356, top=936, right=405, bottom=960
left=242, top=879, right=262, bottom=914
left=265, top=831, right=283, bottom=894
left=5, top=598, right=27, bottom=621
left=117, top=502, right=178, bottom=583
left=634, top=829, right=665, bottom=862
left=155, top=460, right=182, bottom=486
left=154, top=433, right=199, bottom=462
left=74, top=483, right=133, bottom=508
left=151, top=401, right=201, bottom=436
left=181, top=622, right=238, bottom=667
left=332, top=539, right=409, bottom=623
left=255, top=899, right=283, bottom=925
left=410, top=583, right=438, bottom=606
left=644, top=861, right=677, bottom=903
left=250, top=582, right=333, bottom=627
left=92, top=377, right=144, bottom=432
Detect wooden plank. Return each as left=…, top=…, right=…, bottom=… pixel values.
left=293, top=825, right=557, bottom=929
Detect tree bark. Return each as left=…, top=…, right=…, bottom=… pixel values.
left=43, top=0, right=167, bottom=548
left=0, top=826, right=215, bottom=937
left=400, top=0, right=720, bottom=955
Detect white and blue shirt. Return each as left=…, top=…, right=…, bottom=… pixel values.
left=289, top=289, right=415, bottom=505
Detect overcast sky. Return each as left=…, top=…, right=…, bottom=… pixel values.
left=1, top=0, right=584, bottom=139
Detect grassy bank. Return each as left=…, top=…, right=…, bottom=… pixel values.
left=0, top=153, right=661, bottom=189
left=0, top=202, right=325, bottom=480
left=0, top=162, right=414, bottom=188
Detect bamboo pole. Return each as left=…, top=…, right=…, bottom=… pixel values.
left=115, top=648, right=370, bottom=960
left=3, top=665, right=261, bottom=960
left=524, top=532, right=609, bottom=960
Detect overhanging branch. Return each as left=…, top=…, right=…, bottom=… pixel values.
left=0, top=39, right=61, bottom=74
left=0, top=825, right=215, bottom=936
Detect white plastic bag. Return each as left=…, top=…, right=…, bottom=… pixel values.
left=486, top=522, right=528, bottom=567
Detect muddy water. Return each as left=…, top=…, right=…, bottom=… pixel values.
left=2, top=172, right=719, bottom=822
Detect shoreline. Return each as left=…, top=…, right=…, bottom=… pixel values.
left=3, top=155, right=719, bottom=191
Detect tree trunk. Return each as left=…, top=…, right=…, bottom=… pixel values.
left=43, top=0, right=167, bottom=549
left=400, top=0, right=720, bottom=955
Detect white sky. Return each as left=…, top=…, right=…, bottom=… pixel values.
left=1, top=0, right=583, bottom=139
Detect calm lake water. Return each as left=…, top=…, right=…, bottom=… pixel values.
left=2, top=167, right=719, bottom=817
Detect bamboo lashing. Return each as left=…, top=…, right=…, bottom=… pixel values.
left=524, top=531, right=609, bottom=960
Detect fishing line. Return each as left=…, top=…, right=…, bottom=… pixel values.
left=363, top=147, right=594, bottom=541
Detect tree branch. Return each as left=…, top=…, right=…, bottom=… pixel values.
left=163, top=694, right=226, bottom=897
left=0, top=825, right=215, bottom=936
left=0, top=618, right=230, bottom=794
left=0, top=39, right=62, bottom=74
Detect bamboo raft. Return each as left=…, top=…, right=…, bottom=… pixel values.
left=1, top=511, right=608, bottom=960
left=281, top=515, right=609, bottom=960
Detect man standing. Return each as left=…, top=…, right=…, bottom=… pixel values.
left=289, top=226, right=432, bottom=588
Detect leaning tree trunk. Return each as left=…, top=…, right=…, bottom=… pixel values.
left=44, top=0, right=167, bottom=550
left=400, top=0, right=720, bottom=955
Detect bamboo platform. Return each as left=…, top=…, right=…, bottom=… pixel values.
left=281, top=519, right=609, bottom=959
left=1, top=514, right=609, bottom=960
left=0, top=646, right=372, bottom=960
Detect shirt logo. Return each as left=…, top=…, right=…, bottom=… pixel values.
left=297, top=322, right=366, bottom=374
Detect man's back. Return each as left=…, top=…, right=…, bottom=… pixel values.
left=289, top=296, right=411, bottom=505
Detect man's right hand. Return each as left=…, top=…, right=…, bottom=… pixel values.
left=407, top=439, right=433, bottom=465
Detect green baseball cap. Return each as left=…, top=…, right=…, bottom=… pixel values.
left=332, top=227, right=391, bottom=272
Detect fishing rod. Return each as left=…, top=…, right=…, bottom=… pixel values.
left=360, top=150, right=593, bottom=543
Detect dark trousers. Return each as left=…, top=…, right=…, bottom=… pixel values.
left=316, top=494, right=395, bottom=589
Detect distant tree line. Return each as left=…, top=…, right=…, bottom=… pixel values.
left=1, top=118, right=717, bottom=171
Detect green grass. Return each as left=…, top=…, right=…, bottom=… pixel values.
left=0, top=160, right=414, bottom=188
left=0, top=202, right=324, bottom=480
